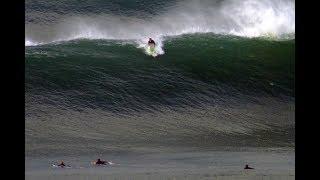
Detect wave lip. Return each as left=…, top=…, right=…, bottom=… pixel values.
left=25, top=0, right=295, bottom=47
left=25, top=39, right=44, bottom=47
left=25, top=40, right=35, bottom=46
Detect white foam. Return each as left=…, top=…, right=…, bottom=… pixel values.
left=221, top=0, right=295, bottom=37
left=25, top=40, right=37, bottom=46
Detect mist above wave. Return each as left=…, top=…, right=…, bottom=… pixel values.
left=25, top=0, right=294, bottom=47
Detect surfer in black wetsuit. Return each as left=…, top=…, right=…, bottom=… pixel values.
left=95, top=158, right=107, bottom=165
left=148, top=38, right=156, bottom=47
left=57, top=161, right=66, bottom=167
left=244, top=164, right=254, bottom=169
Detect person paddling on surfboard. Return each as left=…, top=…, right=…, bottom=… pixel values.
left=244, top=164, right=254, bottom=169
left=57, top=161, right=66, bottom=167
left=94, top=158, right=107, bottom=165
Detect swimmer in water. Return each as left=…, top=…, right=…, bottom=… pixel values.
left=244, top=164, right=254, bottom=169
left=95, top=158, right=107, bottom=165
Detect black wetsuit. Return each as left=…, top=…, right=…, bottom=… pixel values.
left=96, top=160, right=107, bottom=165
left=58, top=162, right=66, bottom=167
left=244, top=166, right=254, bottom=169
left=148, top=39, right=155, bottom=45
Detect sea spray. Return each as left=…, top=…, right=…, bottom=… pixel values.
left=26, top=0, right=294, bottom=47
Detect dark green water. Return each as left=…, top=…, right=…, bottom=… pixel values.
left=25, top=0, right=295, bottom=157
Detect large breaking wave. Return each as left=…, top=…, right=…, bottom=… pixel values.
left=25, top=0, right=295, bottom=157
left=26, top=0, right=295, bottom=47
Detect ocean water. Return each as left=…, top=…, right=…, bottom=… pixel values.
left=25, top=0, right=295, bottom=177
left=25, top=150, right=295, bottom=179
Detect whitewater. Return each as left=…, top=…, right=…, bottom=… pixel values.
left=26, top=0, right=294, bottom=49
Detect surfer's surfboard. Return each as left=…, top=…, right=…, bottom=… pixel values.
left=146, top=45, right=157, bottom=57
left=52, top=164, right=71, bottom=168
left=91, top=161, right=115, bottom=165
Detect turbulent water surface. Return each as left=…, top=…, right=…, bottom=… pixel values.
left=25, top=0, right=295, bottom=158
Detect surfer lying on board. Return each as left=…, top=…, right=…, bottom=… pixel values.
left=57, top=161, right=66, bottom=167
left=148, top=38, right=156, bottom=47
left=94, top=158, right=107, bottom=165
left=244, top=164, right=254, bottom=169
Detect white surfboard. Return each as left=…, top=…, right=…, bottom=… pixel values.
left=146, top=44, right=158, bottom=57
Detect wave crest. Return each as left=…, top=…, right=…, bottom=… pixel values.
left=25, top=0, right=294, bottom=46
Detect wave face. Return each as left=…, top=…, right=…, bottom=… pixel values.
left=25, top=0, right=295, bottom=157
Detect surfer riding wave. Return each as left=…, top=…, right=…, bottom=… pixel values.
left=146, top=38, right=158, bottom=57
left=148, top=38, right=156, bottom=48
